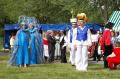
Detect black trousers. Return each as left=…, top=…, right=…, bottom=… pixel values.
left=48, top=47, right=55, bottom=63
left=61, top=47, right=67, bottom=63
left=93, top=43, right=100, bottom=61
left=93, top=49, right=101, bottom=61
left=103, top=44, right=113, bottom=68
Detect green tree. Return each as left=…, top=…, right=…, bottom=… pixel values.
left=0, top=0, right=119, bottom=25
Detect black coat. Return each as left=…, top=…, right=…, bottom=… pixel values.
left=47, top=35, right=56, bottom=51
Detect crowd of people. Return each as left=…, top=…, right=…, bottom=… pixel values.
left=8, top=13, right=120, bottom=72
left=43, top=30, right=67, bottom=63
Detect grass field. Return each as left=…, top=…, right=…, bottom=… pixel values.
left=0, top=55, right=120, bottom=79
left=0, top=36, right=3, bottom=51
left=0, top=35, right=120, bottom=79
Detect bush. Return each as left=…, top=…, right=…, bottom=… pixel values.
left=0, top=28, right=4, bottom=37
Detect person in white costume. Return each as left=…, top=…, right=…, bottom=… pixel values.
left=74, top=13, right=92, bottom=71
left=67, top=18, right=77, bottom=66
left=60, top=31, right=68, bottom=63
left=54, top=32, right=61, bottom=59
left=10, top=34, right=16, bottom=53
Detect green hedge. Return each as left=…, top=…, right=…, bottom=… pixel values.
left=0, top=29, right=4, bottom=37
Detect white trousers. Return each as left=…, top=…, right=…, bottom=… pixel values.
left=44, top=45, right=49, bottom=57
left=75, top=45, right=88, bottom=71
left=69, top=44, right=76, bottom=65
left=55, top=42, right=61, bottom=57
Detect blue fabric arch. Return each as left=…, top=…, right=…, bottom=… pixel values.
left=4, top=23, right=103, bottom=49
left=4, top=24, right=70, bottom=49
left=4, top=24, right=70, bottom=31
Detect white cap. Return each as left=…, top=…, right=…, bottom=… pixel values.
left=70, top=18, right=77, bottom=23
left=47, top=30, right=53, bottom=33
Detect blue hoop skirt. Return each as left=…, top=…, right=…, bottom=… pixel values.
left=29, top=29, right=44, bottom=64
left=8, top=29, right=30, bottom=66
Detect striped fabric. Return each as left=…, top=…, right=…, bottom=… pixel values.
left=108, top=11, right=120, bottom=32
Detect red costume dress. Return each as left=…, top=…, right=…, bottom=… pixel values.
left=107, top=48, right=120, bottom=69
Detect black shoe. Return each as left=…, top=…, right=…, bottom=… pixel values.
left=93, top=59, right=96, bottom=61
left=72, top=65, right=75, bottom=67
left=104, top=66, right=108, bottom=68
left=97, top=59, right=101, bottom=61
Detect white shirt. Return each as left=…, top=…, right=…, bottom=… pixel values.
left=60, top=35, right=68, bottom=47
left=10, top=37, right=15, bottom=48
left=67, top=28, right=77, bottom=44
left=116, top=35, right=120, bottom=42
left=91, top=34, right=99, bottom=42
left=55, top=36, right=60, bottom=42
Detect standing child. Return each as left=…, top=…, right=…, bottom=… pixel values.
left=74, top=13, right=92, bottom=71
left=43, top=33, right=49, bottom=62
left=10, top=33, right=16, bottom=53
left=101, top=22, right=114, bottom=68
left=67, top=18, right=77, bottom=66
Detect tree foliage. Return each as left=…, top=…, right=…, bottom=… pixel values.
left=0, top=0, right=119, bottom=27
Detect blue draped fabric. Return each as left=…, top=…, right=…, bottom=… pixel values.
left=29, top=28, right=44, bottom=64
left=8, top=29, right=30, bottom=66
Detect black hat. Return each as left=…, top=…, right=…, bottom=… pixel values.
left=105, top=22, right=114, bottom=28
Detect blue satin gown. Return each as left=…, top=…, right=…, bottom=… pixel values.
left=9, top=29, right=30, bottom=66
left=29, top=28, right=44, bottom=64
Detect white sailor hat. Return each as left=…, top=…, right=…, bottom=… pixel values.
left=70, top=18, right=77, bottom=23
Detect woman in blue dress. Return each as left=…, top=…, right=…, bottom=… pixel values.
left=28, top=18, right=44, bottom=64
left=8, top=20, right=30, bottom=67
